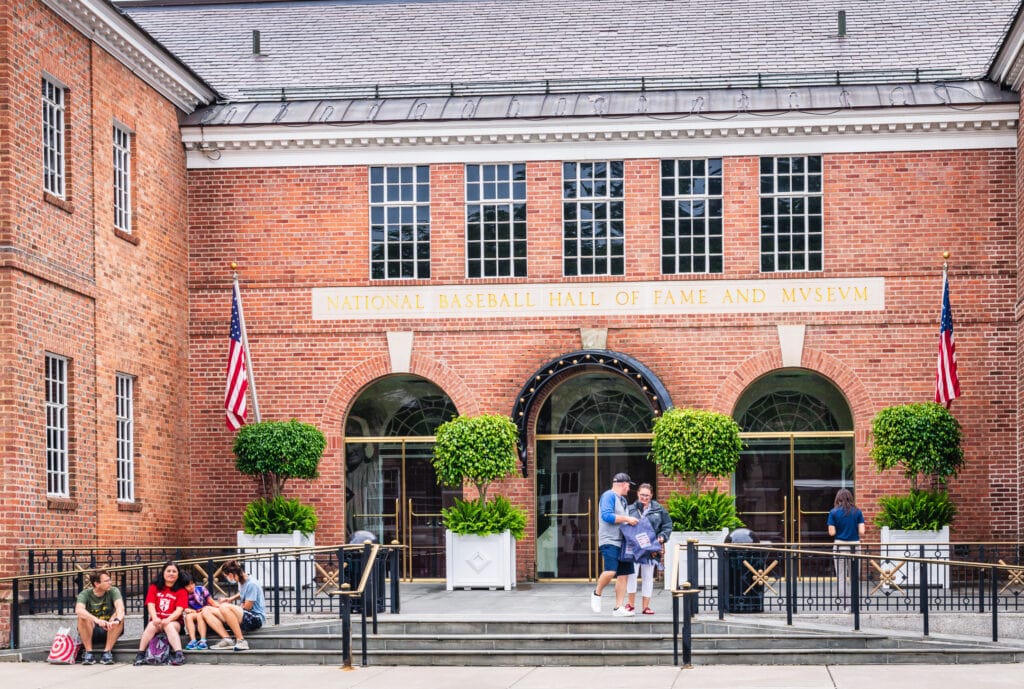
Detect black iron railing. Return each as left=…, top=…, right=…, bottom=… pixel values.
left=3, top=542, right=403, bottom=654
left=668, top=540, right=1024, bottom=645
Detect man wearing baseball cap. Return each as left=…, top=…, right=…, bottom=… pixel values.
left=591, top=472, right=639, bottom=616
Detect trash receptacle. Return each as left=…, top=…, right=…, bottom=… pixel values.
left=344, top=531, right=386, bottom=614
left=725, top=528, right=765, bottom=613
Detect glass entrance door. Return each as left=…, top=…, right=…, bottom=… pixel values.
left=535, top=437, right=654, bottom=579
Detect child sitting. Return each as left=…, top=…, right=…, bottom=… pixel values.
left=179, top=571, right=219, bottom=651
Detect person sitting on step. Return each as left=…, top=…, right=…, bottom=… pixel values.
left=202, top=560, right=265, bottom=651
left=75, top=569, right=125, bottom=665
left=179, top=570, right=220, bottom=651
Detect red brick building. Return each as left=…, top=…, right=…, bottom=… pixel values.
left=4, top=0, right=1024, bottom=635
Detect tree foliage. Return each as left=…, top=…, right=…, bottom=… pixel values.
left=432, top=414, right=519, bottom=504
left=870, top=403, right=963, bottom=490
left=650, top=408, right=744, bottom=494
left=234, top=419, right=326, bottom=499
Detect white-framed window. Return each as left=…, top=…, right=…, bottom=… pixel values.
left=116, top=373, right=135, bottom=502
left=113, top=123, right=132, bottom=233
left=759, top=155, right=823, bottom=272
left=42, top=77, right=66, bottom=198
left=466, top=163, right=527, bottom=278
left=45, top=354, right=69, bottom=497
left=369, top=165, right=430, bottom=279
left=562, top=161, right=625, bottom=276
left=661, top=158, right=724, bottom=274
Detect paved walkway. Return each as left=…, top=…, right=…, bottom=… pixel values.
left=1, top=662, right=1022, bottom=689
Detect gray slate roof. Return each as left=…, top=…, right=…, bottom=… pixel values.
left=120, top=0, right=1023, bottom=103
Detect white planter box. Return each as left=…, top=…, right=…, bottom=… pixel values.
left=664, top=529, right=730, bottom=590
left=236, top=530, right=315, bottom=591
left=445, top=530, right=516, bottom=591
left=879, top=526, right=950, bottom=589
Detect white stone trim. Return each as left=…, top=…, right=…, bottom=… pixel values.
left=386, top=331, right=414, bottom=373
left=182, top=104, right=1018, bottom=168
left=777, top=324, right=806, bottom=368
left=40, top=0, right=215, bottom=111
left=580, top=328, right=608, bottom=350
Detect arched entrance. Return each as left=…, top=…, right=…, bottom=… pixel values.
left=733, top=369, right=854, bottom=567
left=531, top=356, right=667, bottom=580
left=344, top=375, right=458, bottom=580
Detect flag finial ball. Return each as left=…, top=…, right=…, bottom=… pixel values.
left=942, top=251, right=950, bottom=260
left=230, top=261, right=238, bottom=271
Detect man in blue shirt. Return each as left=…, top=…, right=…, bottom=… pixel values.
left=591, top=472, right=639, bottom=616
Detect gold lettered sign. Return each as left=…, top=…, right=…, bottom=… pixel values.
left=311, top=278, right=884, bottom=320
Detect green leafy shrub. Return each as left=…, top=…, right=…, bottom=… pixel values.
left=875, top=490, right=956, bottom=530
left=651, top=408, right=744, bottom=494
left=870, top=402, right=963, bottom=490
left=432, top=413, right=519, bottom=504
left=242, top=496, right=318, bottom=536
left=234, top=419, right=326, bottom=498
left=441, top=496, right=526, bottom=540
left=665, top=489, right=745, bottom=532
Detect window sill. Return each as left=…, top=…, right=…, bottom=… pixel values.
left=117, top=501, right=143, bottom=512
left=47, top=496, right=78, bottom=511
left=113, top=228, right=139, bottom=246
left=43, top=192, right=74, bottom=214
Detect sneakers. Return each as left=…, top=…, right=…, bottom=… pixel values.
left=82, top=651, right=96, bottom=665
left=170, top=650, right=186, bottom=666
left=233, top=639, right=249, bottom=651
left=100, top=651, right=114, bottom=665
left=590, top=592, right=602, bottom=613
left=211, top=638, right=234, bottom=650
left=196, top=639, right=208, bottom=650
left=133, top=651, right=146, bottom=666
left=184, top=640, right=200, bottom=651
left=612, top=606, right=636, bottom=617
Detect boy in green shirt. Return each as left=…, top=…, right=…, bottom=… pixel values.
left=75, top=569, right=125, bottom=665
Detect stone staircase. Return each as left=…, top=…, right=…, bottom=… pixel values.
left=36, top=616, right=1023, bottom=666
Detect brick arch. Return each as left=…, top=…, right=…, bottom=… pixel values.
left=317, top=353, right=479, bottom=436
left=712, top=347, right=874, bottom=440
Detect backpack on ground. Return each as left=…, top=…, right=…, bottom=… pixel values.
left=46, top=626, right=79, bottom=665
left=145, top=633, right=171, bottom=665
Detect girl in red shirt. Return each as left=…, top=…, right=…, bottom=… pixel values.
left=134, top=561, right=189, bottom=666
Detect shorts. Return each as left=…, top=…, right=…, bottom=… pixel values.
left=599, top=544, right=634, bottom=577
left=240, top=609, right=263, bottom=632
left=91, top=626, right=108, bottom=646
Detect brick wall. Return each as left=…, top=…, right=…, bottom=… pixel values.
left=186, top=148, right=1019, bottom=579
left=0, top=0, right=191, bottom=644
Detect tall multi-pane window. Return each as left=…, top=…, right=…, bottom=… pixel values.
left=759, top=156, right=823, bottom=272
left=466, top=163, right=527, bottom=278
left=562, top=161, right=625, bottom=276
left=45, top=354, right=69, bottom=497
left=116, top=373, right=135, bottom=502
left=661, top=159, right=724, bottom=274
left=42, top=78, right=66, bottom=198
left=113, top=124, right=132, bottom=233
left=370, top=166, right=430, bottom=279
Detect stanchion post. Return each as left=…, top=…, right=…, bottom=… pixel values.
left=851, top=549, right=860, bottom=631
left=919, top=545, right=929, bottom=636
left=671, top=590, right=679, bottom=666
left=272, top=552, right=281, bottom=626
left=11, top=578, right=19, bottom=649
left=339, top=585, right=354, bottom=671
left=389, top=542, right=401, bottom=613
left=991, top=564, right=999, bottom=642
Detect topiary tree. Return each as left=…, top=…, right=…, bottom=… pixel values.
left=870, top=402, right=963, bottom=491
left=650, top=408, right=744, bottom=495
left=432, top=413, right=519, bottom=504
left=234, top=419, right=326, bottom=499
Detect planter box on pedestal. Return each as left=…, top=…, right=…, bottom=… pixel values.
left=664, top=528, right=730, bottom=590
left=445, top=530, right=516, bottom=591
left=879, top=526, right=950, bottom=589
left=236, top=530, right=315, bottom=591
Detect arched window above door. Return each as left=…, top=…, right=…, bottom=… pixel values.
left=346, top=375, right=457, bottom=437
left=734, top=369, right=852, bottom=432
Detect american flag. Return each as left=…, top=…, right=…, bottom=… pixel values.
left=225, top=282, right=249, bottom=430
left=934, top=268, right=961, bottom=408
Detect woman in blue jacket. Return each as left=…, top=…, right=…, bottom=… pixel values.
left=626, top=483, right=673, bottom=614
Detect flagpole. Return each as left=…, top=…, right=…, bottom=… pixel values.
left=231, top=262, right=262, bottom=423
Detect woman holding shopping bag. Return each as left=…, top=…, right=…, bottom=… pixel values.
left=625, top=483, right=673, bottom=614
